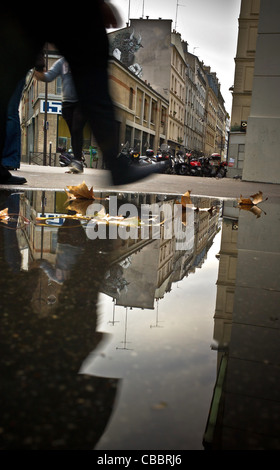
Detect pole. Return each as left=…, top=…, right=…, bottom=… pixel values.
left=175, top=0, right=179, bottom=30
left=43, top=44, right=48, bottom=166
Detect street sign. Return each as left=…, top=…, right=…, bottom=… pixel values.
left=40, top=100, right=62, bottom=114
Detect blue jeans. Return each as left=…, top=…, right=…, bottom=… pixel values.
left=2, top=78, right=25, bottom=169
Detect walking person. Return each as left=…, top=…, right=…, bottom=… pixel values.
left=35, top=57, right=87, bottom=173
left=0, top=1, right=167, bottom=186
left=2, top=78, right=26, bottom=171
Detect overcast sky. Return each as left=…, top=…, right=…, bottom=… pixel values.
left=109, top=0, right=242, bottom=114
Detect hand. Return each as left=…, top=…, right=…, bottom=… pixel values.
left=101, top=2, right=122, bottom=28
left=34, top=70, right=45, bottom=81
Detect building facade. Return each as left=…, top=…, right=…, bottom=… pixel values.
left=242, top=0, right=280, bottom=183
left=108, top=57, right=169, bottom=153
left=20, top=18, right=228, bottom=166
left=109, top=18, right=227, bottom=158
left=20, top=48, right=168, bottom=166
left=227, top=0, right=260, bottom=177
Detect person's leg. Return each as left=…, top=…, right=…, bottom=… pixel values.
left=70, top=104, right=87, bottom=161
left=54, top=7, right=167, bottom=185
left=0, top=10, right=44, bottom=184
left=61, top=103, right=86, bottom=173
left=2, top=78, right=26, bottom=170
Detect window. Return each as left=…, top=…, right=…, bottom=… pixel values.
left=151, top=100, right=157, bottom=124
left=56, top=76, right=62, bottom=95
left=129, top=87, right=134, bottom=109
left=144, top=98, right=148, bottom=121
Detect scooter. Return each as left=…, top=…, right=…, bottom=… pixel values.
left=186, top=156, right=202, bottom=176
left=59, top=149, right=87, bottom=168
left=140, top=148, right=158, bottom=165
left=216, top=160, right=227, bottom=178
left=208, top=155, right=228, bottom=178
left=156, top=144, right=172, bottom=163
left=199, top=157, right=215, bottom=177
left=199, top=156, right=227, bottom=178
left=118, top=142, right=151, bottom=166
left=129, top=144, right=141, bottom=163
left=172, top=151, right=188, bottom=175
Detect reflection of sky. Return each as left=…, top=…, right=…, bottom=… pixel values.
left=81, top=233, right=221, bottom=450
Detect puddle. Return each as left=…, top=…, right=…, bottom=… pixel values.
left=0, top=188, right=279, bottom=450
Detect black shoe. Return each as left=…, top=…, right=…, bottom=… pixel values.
left=111, top=158, right=168, bottom=185
left=0, top=175, right=27, bottom=185
left=69, top=159, right=84, bottom=173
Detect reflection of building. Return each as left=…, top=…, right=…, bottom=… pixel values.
left=18, top=190, right=221, bottom=315
left=212, top=201, right=239, bottom=371
left=204, top=198, right=280, bottom=450
left=106, top=196, right=221, bottom=310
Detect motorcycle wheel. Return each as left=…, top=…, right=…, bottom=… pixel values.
left=217, top=168, right=226, bottom=178
left=178, top=166, right=187, bottom=175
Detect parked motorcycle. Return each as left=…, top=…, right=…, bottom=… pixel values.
left=216, top=160, right=228, bottom=178
left=117, top=142, right=132, bottom=165
left=199, top=157, right=215, bottom=177
left=156, top=144, right=172, bottom=163
left=129, top=144, right=141, bottom=163
left=141, top=148, right=157, bottom=165
left=199, top=155, right=227, bottom=178
left=186, top=155, right=202, bottom=176
left=172, top=151, right=188, bottom=175
left=59, top=149, right=87, bottom=168
left=118, top=142, right=153, bottom=166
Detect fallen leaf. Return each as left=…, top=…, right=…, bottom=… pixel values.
left=250, top=191, right=264, bottom=205
left=0, top=208, right=9, bottom=224
left=181, top=190, right=192, bottom=207
left=66, top=199, right=96, bottom=215
left=250, top=206, right=263, bottom=218
left=237, top=190, right=267, bottom=218
left=237, top=190, right=264, bottom=206
left=65, top=181, right=95, bottom=200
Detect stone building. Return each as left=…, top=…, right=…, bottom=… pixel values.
left=108, top=57, right=169, bottom=153
left=243, top=0, right=280, bottom=183
left=20, top=47, right=168, bottom=165
left=109, top=18, right=186, bottom=155
left=227, top=0, right=260, bottom=177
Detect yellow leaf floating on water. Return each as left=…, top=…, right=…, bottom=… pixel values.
left=65, top=181, right=95, bottom=200
left=238, top=191, right=264, bottom=206
left=237, top=190, right=267, bottom=218
left=181, top=190, right=192, bottom=207
left=66, top=198, right=96, bottom=215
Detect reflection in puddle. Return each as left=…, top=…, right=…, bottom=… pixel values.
left=0, top=189, right=279, bottom=450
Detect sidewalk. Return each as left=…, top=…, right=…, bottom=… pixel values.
left=2, top=163, right=280, bottom=200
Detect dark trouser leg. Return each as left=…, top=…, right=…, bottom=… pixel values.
left=69, top=104, right=87, bottom=161
left=70, top=69, right=119, bottom=170
left=2, top=78, right=26, bottom=169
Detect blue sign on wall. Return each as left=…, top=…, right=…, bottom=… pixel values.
left=40, top=100, right=62, bottom=114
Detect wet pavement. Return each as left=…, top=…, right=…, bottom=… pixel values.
left=3, top=163, right=280, bottom=201
left=0, top=166, right=280, bottom=450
